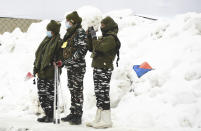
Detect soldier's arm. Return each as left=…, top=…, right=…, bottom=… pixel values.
left=52, top=37, right=63, bottom=62
left=92, top=36, right=116, bottom=53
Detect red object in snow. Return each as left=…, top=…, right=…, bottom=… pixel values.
left=139, top=62, right=152, bottom=69
left=25, top=72, right=34, bottom=80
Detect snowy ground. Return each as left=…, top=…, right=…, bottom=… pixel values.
left=0, top=6, right=201, bottom=131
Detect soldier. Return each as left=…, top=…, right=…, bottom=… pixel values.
left=86, top=16, right=121, bottom=128
left=61, top=11, right=87, bottom=125
left=33, top=20, right=63, bottom=122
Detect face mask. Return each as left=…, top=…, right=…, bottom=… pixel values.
left=65, top=21, right=72, bottom=29
left=47, top=31, right=52, bottom=38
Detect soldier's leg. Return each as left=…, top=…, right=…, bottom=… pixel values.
left=100, top=69, right=112, bottom=110
left=61, top=66, right=76, bottom=122
left=92, top=69, right=113, bottom=128
left=67, top=66, right=75, bottom=114
left=37, top=79, right=54, bottom=122
left=46, top=79, right=55, bottom=117
left=69, top=66, right=86, bottom=125
left=37, top=79, right=48, bottom=114
left=72, top=66, right=86, bottom=116
left=93, top=68, right=104, bottom=109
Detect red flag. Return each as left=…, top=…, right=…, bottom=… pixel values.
left=25, top=72, right=34, bottom=81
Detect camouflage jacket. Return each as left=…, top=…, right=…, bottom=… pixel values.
left=34, top=34, right=62, bottom=80
left=62, top=27, right=88, bottom=68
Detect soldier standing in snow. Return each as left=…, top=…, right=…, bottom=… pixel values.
left=33, top=20, right=63, bottom=122
left=61, top=11, right=88, bottom=125
left=86, top=16, right=121, bottom=128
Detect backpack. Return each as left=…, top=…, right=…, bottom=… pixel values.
left=110, top=34, right=121, bottom=67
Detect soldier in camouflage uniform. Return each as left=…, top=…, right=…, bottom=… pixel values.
left=61, top=11, right=87, bottom=125
left=86, top=16, right=120, bottom=128
left=33, top=20, right=63, bottom=123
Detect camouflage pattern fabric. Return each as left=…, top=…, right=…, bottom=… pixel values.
left=63, top=28, right=88, bottom=65
left=37, top=78, right=54, bottom=118
left=64, top=27, right=87, bottom=117
left=93, top=68, right=112, bottom=110
left=67, top=65, right=86, bottom=116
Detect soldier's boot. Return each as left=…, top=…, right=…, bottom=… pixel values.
left=86, top=108, right=101, bottom=127
left=93, top=110, right=112, bottom=128
left=61, top=113, right=75, bottom=122
left=69, top=115, right=82, bottom=125
left=37, top=116, right=53, bottom=123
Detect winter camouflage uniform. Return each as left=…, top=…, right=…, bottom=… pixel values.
left=62, top=11, right=87, bottom=121
left=33, top=20, right=62, bottom=120
left=86, top=16, right=120, bottom=128
left=87, top=16, right=119, bottom=110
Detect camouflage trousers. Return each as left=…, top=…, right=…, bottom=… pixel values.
left=66, top=65, right=86, bottom=116
left=93, top=68, right=112, bottom=110
left=37, top=78, right=54, bottom=117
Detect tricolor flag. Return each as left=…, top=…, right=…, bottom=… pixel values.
left=133, top=62, right=153, bottom=78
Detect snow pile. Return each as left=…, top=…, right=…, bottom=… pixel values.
left=0, top=6, right=201, bottom=130
left=111, top=12, right=201, bottom=128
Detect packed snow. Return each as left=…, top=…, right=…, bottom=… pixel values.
left=0, top=6, right=201, bottom=131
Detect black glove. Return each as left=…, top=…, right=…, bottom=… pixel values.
left=88, top=26, right=97, bottom=39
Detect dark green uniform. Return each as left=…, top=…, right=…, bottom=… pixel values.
left=34, top=35, right=62, bottom=80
